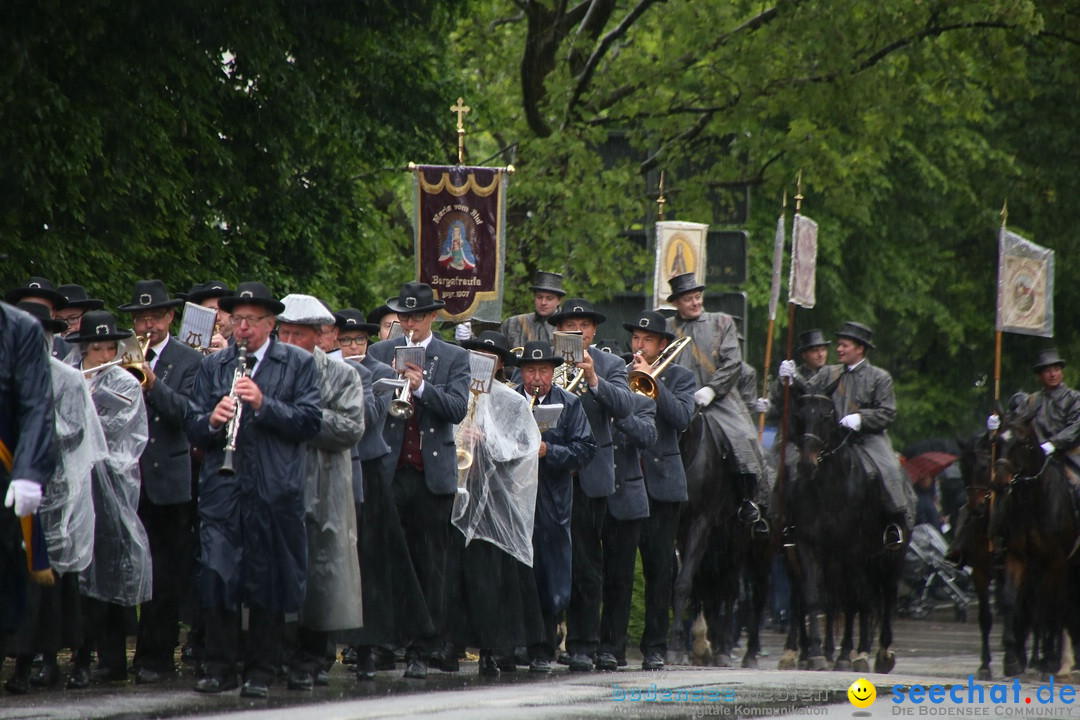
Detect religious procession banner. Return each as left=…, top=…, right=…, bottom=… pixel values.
left=788, top=213, right=818, bottom=309
left=768, top=211, right=786, bottom=321
left=654, top=220, right=708, bottom=309
left=414, top=165, right=508, bottom=322
left=996, top=228, right=1054, bottom=338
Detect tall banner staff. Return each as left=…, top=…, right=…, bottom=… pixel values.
left=758, top=191, right=786, bottom=441
left=778, top=171, right=819, bottom=543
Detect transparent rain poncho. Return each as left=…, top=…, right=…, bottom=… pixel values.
left=452, top=382, right=541, bottom=567
left=38, top=359, right=106, bottom=574
left=79, top=365, right=152, bottom=606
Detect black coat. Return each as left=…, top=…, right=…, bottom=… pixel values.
left=140, top=336, right=202, bottom=504
left=608, top=394, right=656, bottom=521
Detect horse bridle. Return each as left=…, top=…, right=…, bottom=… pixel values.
left=996, top=453, right=1051, bottom=486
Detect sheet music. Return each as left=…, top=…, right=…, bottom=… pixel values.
left=467, top=351, right=496, bottom=394
left=179, top=302, right=217, bottom=351
left=386, top=321, right=404, bottom=341
left=553, top=331, right=584, bottom=365
left=533, top=403, right=564, bottom=432
left=395, top=345, right=425, bottom=373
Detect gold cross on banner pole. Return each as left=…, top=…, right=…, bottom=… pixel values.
left=451, top=97, right=471, bottom=164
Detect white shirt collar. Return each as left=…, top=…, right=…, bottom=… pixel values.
left=148, top=335, right=169, bottom=370
left=846, top=358, right=866, bottom=372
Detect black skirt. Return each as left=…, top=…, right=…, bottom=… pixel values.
left=455, top=537, right=545, bottom=652
left=8, top=571, right=83, bottom=655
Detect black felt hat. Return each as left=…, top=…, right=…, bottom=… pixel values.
left=595, top=338, right=633, bottom=363
left=529, top=271, right=566, bottom=297
left=16, top=301, right=68, bottom=334
left=385, top=281, right=446, bottom=314
left=517, top=340, right=564, bottom=367
left=57, top=284, right=104, bottom=311
left=623, top=310, right=676, bottom=342
left=335, top=308, right=380, bottom=336
left=67, top=310, right=133, bottom=343
left=366, top=304, right=396, bottom=326
left=218, top=282, right=286, bottom=315
left=835, top=321, right=875, bottom=350
left=546, top=297, right=606, bottom=326
left=462, top=330, right=518, bottom=366
left=5, top=277, right=68, bottom=309
left=117, top=279, right=184, bottom=313
left=665, top=272, right=706, bottom=302
left=798, top=329, right=831, bottom=352
left=1033, top=348, right=1066, bottom=372
left=185, top=280, right=233, bottom=305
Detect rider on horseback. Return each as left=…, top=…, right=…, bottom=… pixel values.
left=664, top=272, right=771, bottom=529
left=779, top=321, right=915, bottom=551
left=1002, top=349, right=1080, bottom=483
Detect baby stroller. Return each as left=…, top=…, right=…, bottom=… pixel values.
left=899, top=523, right=975, bottom=621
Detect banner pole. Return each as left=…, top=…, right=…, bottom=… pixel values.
left=777, top=172, right=803, bottom=549
left=989, top=199, right=1007, bottom=538
left=758, top=189, right=787, bottom=441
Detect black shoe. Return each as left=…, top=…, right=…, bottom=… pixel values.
left=372, top=646, right=397, bottom=671
left=595, top=652, right=618, bottom=671
left=91, top=666, right=127, bottom=683
left=4, top=673, right=30, bottom=695
left=287, top=669, right=314, bottom=691
left=356, top=649, right=376, bottom=681
left=30, top=661, right=60, bottom=688
left=67, top=666, right=91, bottom=690
left=478, top=651, right=500, bottom=677
left=513, top=647, right=530, bottom=667
left=495, top=654, right=517, bottom=672
left=341, top=646, right=358, bottom=666
left=528, top=659, right=552, bottom=674
left=428, top=647, right=460, bottom=673
left=556, top=651, right=571, bottom=666
left=883, top=523, right=905, bottom=550
left=314, top=669, right=330, bottom=686
left=240, top=679, right=269, bottom=699
left=194, top=675, right=238, bottom=694
left=642, top=651, right=665, bottom=671
left=567, top=652, right=594, bottom=672
left=181, top=643, right=203, bottom=666
left=134, top=667, right=169, bottom=685
left=738, top=499, right=761, bottom=524
left=403, top=658, right=428, bottom=680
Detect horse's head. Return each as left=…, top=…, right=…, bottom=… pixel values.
left=993, top=417, right=1044, bottom=489
left=958, top=431, right=993, bottom=510
left=794, top=394, right=840, bottom=475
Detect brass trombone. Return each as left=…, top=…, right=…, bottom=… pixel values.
left=627, top=336, right=692, bottom=399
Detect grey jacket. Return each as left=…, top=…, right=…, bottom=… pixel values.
left=641, top=363, right=696, bottom=503
left=565, top=346, right=635, bottom=498
left=500, top=311, right=555, bottom=349
left=608, top=394, right=657, bottom=521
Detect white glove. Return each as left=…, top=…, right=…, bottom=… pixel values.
left=4, top=479, right=43, bottom=518
left=839, top=413, right=862, bottom=432
left=778, top=359, right=797, bottom=383
left=694, top=386, right=716, bottom=407
left=754, top=397, right=771, bottom=414
left=1041, top=441, right=1055, bottom=456
left=454, top=321, right=472, bottom=342
left=986, top=414, right=1000, bottom=431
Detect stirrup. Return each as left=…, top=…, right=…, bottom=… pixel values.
left=751, top=517, right=770, bottom=537
left=882, top=523, right=905, bottom=550
left=737, top=499, right=761, bottom=524
left=781, top=525, right=796, bottom=548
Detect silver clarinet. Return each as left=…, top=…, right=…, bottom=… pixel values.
left=220, top=339, right=252, bottom=475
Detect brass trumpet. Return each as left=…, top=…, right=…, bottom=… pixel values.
left=627, top=336, right=692, bottom=399
left=389, top=331, right=416, bottom=420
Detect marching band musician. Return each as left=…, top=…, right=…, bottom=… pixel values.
left=367, top=281, right=470, bottom=680
left=500, top=271, right=565, bottom=349
left=664, top=272, right=770, bottom=526
left=68, top=310, right=153, bottom=685
left=0, top=302, right=56, bottom=686
left=116, top=279, right=203, bottom=684
left=595, top=340, right=657, bottom=672
left=183, top=281, right=233, bottom=352
left=626, top=310, right=697, bottom=671
left=185, top=282, right=322, bottom=698
left=5, top=277, right=71, bottom=360
left=56, top=284, right=105, bottom=349
left=515, top=340, right=596, bottom=673
left=452, top=331, right=543, bottom=676
left=275, top=295, right=365, bottom=691
left=369, top=304, right=399, bottom=342
left=779, top=321, right=915, bottom=550
left=4, top=304, right=103, bottom=693
left=546, top=298, right=634, bottom=672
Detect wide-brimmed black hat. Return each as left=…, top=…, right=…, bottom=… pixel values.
left=366, top=304, right=395, bottom=326
left=67, top=310, right=132, bottom=343
left=185, top=280, right=233, bottom=305
left=798, top=329, right=831, bottom=352
left=5, top=277, right=68, bottom=309
left=218, top=281, right=286, bottom=315
left=1033, top=348, right=1066, bottom=372
left=385, top=281, right=445, bottom=315
left=335, top=308, right=380, bottom=336
left=666, top=272, right=706, bottom=302
left=517, top=340, right=563, bottom=367
left=57, top=284, right=104, bottom=312
left=835, top=321, right=875, bottom=350
left=462, top=330, right=518, bottom=366
left=595, top=338, right=632, bottom=363
left=623, top=310, right=675, bottom=342
left=530, top=271, right=566, bottom=297
left=117, top=279, right=184, bottom=313
left=546, top=297, right=606, bottom=326
left=16, top=301, right=68, bottom=334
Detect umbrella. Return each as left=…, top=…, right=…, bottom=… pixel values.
left=901, top=451, right=959, bottom=486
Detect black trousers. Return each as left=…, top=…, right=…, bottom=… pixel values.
left=527, top=611, right=562, bottom=662
left=203, top=605, right=282, bottom=684
left=77, top=597, right=129, bottom=674
left=638, top=499, right=682, bottom=654
left=599, top=514, right=642, bottom=658
left=391, top=465, right=455, bottom=658
left=134, top=496, right=194, bottom=673
left=565, top=482, right=606, bottom=656
left=292, top=626, right=334, bottom=674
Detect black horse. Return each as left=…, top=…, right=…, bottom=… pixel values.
left=780, top=394, right=905, bottom=673
left=992, top=418, right=1080, bottom=680
left=666, top=410, right=769, bottom=668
